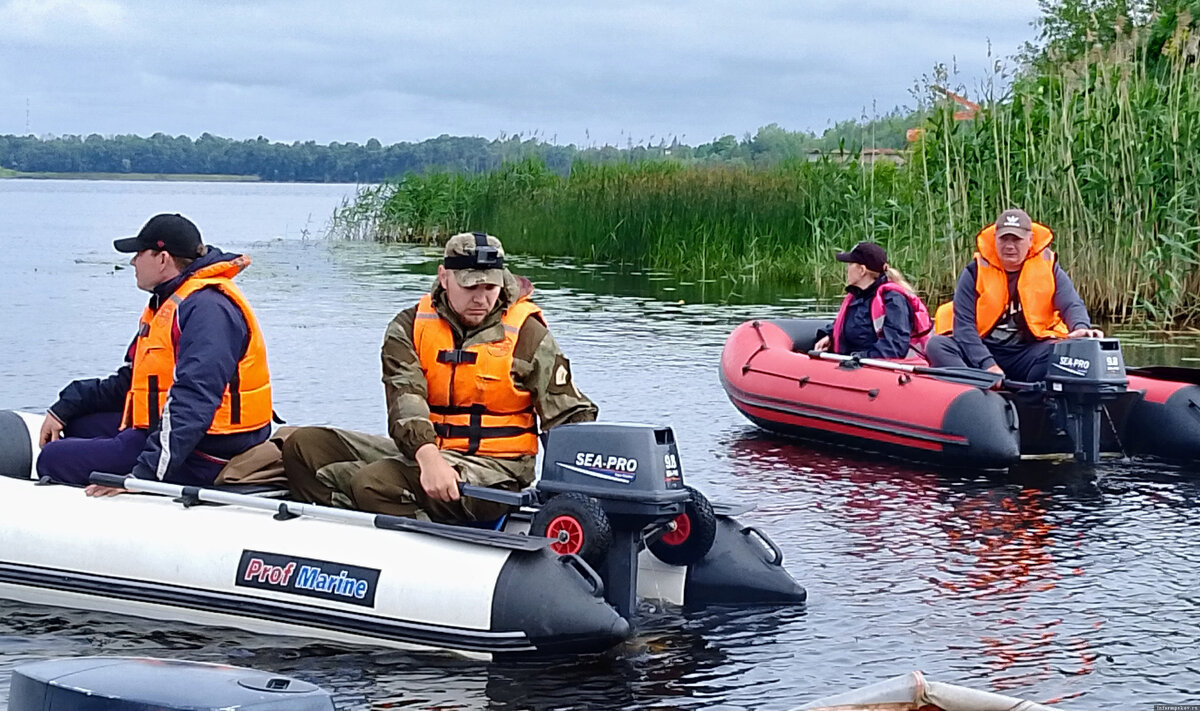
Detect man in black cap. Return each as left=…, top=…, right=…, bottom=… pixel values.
left=37, top=214, right=274, bottom=495
left=926, top=208, right=1103, bottom=381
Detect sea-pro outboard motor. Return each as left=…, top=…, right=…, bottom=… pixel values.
left=1043, top=338, right=1128, bottom=464
left=532, top=423, right=718, bottom=618
left=461, top=421, right=804, bottom=619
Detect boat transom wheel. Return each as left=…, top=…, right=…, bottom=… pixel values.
left=546, top=515, right=586, bottom=554
left=528, top=492, right=614, bottom=568
left=647, top=486, right=718, bottom=566
left=661, top=513, right=692, bottom=546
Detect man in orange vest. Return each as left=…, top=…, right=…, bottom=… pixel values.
left=36, top=214, right=273, bottom=495
left=282, top=232, right=598, bottom=522
left=925, top=208, right=1104, bottom=381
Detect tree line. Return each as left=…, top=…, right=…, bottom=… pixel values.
left=0, top=110, right=916, bottom=183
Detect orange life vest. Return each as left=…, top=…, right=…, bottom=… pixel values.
left=122, top=256, right=272, bottom=434
left=933, top=222, right=1069, bottom=339
left=413, top=293, right=542, bottom=458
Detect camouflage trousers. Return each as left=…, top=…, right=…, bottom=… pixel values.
left=281, top=426, right=535, bottom=524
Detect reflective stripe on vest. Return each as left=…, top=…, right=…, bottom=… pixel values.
left=121, top=255, right=272, bottom=434
left=831, top=280, right=933, bottom=357
left=933, top=222, right=1069, bottom=339
left=413, top=293, right=542, bottom=458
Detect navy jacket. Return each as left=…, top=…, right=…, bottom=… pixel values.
left=49, top=248, right=270, bottom=481
left=949, top=261, right=1092, bottom=371
left=823, top=275, right=914, bottom=359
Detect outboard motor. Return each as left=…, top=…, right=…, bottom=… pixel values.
left=531, top=422, right=717, bottom=618
left=462, top=421, right=803, bottom=618
left=1044, top=338, right=1128, bottom=464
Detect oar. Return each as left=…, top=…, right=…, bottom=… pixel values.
left=807, top=351, right=1005, bottom=389
left=87, top=472, right=549, bottom=552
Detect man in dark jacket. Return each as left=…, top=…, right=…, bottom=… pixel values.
left=37, top=214, right=273, bottom=495
left=926, top=208, right=1103, bottom=381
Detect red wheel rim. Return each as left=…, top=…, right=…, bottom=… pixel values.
left=661, top=513, right=691, bottom=546
left=546, top=515, right=585, bottom=554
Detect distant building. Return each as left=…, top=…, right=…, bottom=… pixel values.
left=806, top=148, right=906, bottom=166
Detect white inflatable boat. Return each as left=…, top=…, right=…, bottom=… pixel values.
left=0, top=412, right=805, bottom=659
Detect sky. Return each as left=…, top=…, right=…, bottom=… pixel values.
left=0, top=0, right=1044, bottom=148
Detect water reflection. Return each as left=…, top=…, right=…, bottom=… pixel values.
left=324, top=241, right=835, bottom=314
left=720, top=429, right=1200, bottom=704
left=0, top=600, right=813, bottom=710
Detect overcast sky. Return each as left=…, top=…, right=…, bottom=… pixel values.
left=0, top=0, right=1043, bottom=147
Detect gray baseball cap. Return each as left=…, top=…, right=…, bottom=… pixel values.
left=443, top=232, right=506, bottom=287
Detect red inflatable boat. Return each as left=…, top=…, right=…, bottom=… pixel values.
left=720, top=319, right=1200, bottom=468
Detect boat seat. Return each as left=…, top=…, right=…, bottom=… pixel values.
left=767, top=318, right=824, bottom=352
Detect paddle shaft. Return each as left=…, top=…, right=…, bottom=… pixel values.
left=807, top=351, right=1040, bottom=390
left=808, top=350, right=998, bottom=384
left=87, top=472, right=550, bottom=550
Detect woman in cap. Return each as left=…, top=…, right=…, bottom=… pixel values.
left=813, top=241, right=932, bottom=360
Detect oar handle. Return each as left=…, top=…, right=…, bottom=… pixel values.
left=808, top=350, right=918, bottom=373
left=1002, top=379, right=1045, bottom=392
left=89, top=472, right=131, bottom=488
left=459, top=483, right=537, bottom=507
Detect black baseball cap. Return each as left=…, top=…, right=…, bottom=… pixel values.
left=114, top=214, right=205, bottom=258
left=835, top=241, right=887, bottom=272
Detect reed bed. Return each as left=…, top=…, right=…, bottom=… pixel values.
left=335, top=25, right=1200, bottom=321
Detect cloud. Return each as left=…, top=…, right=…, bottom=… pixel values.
left=0, top=0, right=125, bottom=39
left=0, top=0, right=1043, bottom=146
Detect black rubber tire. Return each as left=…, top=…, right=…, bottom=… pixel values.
left=529, top=493, right=613, bottom=568
left=648, top=486, right=718, bottom=566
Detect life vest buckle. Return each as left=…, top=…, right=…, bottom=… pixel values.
left=437, top=349, right=478, bottom=365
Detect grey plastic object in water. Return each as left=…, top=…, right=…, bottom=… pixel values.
left=9, top=656, right=335, bottom=710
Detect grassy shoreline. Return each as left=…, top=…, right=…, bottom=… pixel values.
left=0, top=168, right=260, bottom=182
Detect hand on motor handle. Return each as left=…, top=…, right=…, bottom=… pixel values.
left=986, top=364, right=1005, bottom=376
left=415, top=443, right=462, bottom=502
left=38, top=413, right=65, bottom=448
left=813, top=335, right=830, bottom=352
left=1067, top=328, right=1105, bottom=339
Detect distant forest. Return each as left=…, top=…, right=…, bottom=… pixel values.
left=0, top=110, right=916, bottom=183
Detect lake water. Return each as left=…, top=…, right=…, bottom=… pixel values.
left=0, top=179, right=1197, bottom=709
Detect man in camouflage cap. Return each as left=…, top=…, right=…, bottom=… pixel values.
left=282, top=232, right=598, bottom=522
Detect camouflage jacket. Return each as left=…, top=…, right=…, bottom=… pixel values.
left=381, top=271, right=599, bottom=468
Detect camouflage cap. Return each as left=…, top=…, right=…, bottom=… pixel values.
left=443, top=232, right=506, bottom=287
